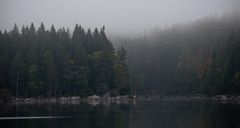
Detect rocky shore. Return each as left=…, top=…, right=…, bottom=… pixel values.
left=136, top=95, right=240, bottom=104
left=211, top=95, right=240, bottom=103
left=7, top=95, right=135, bottom=104
left=2, top=95, right=240, bottom=104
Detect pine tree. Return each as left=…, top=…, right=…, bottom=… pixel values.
left=9, top=51, right=26, bottom=97
left=114, top=46, right=130, bottom=95
left=42, top=50, right=58, bottom=97
left=26, top=47, right=43, bottom=96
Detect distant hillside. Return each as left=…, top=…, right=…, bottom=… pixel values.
left=115, top=13, right=240, bottom=96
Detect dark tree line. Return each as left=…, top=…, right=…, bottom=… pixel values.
left=115, top=13, right=240, bottom=96
left=0, top=23, right=130, bottom=98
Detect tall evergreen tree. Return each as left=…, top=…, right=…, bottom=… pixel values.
left=114, top=46, right=130, bottom=95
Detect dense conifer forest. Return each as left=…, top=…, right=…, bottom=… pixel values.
left=0, top=23, right=130, bottom=98
left=116, top=13, right=240, bottom=96
left=1, top=13, right=240, bottom=99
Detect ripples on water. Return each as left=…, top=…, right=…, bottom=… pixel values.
left=0, top=100, right=240, bottom=128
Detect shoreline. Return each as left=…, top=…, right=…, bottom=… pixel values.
left=1, top=95, right=240, bottom=104
left=2, top=95, right=135, bottom=104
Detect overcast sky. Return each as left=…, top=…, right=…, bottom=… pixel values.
left=0, top=0, right=239, bottom=36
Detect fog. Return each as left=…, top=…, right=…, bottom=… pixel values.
left=0, top=0, right=239, bottom=37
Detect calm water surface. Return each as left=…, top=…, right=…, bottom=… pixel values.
left=0, top=100, right=240, bottom=128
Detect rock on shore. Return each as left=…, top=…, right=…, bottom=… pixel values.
left=212, top=95, right=228, bottom=100
left=211, top=95, right=240, bottom=103
left=87, top=95, right=101, bottom=100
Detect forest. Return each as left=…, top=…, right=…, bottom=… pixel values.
left=0, top=23, right=130, bottom=98
left=1, top=13, right=240, bottom=98
left=115, top=13, right=240, bottom=96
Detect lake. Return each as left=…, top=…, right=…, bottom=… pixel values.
left=0, top=100, right=240, bottom=128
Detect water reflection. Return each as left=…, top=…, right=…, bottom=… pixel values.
left=0, top=100, right=240, bottom=128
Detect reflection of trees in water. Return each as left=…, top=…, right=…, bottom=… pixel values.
left=1, top=101, right=240, bottom=128
left=0, top=103, right=12, bottom=116
left=128, top=100, right=240, bottom=128
left=78, top=102, right=131, bottom=128
left=0, top=102, right=133, bottom=128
